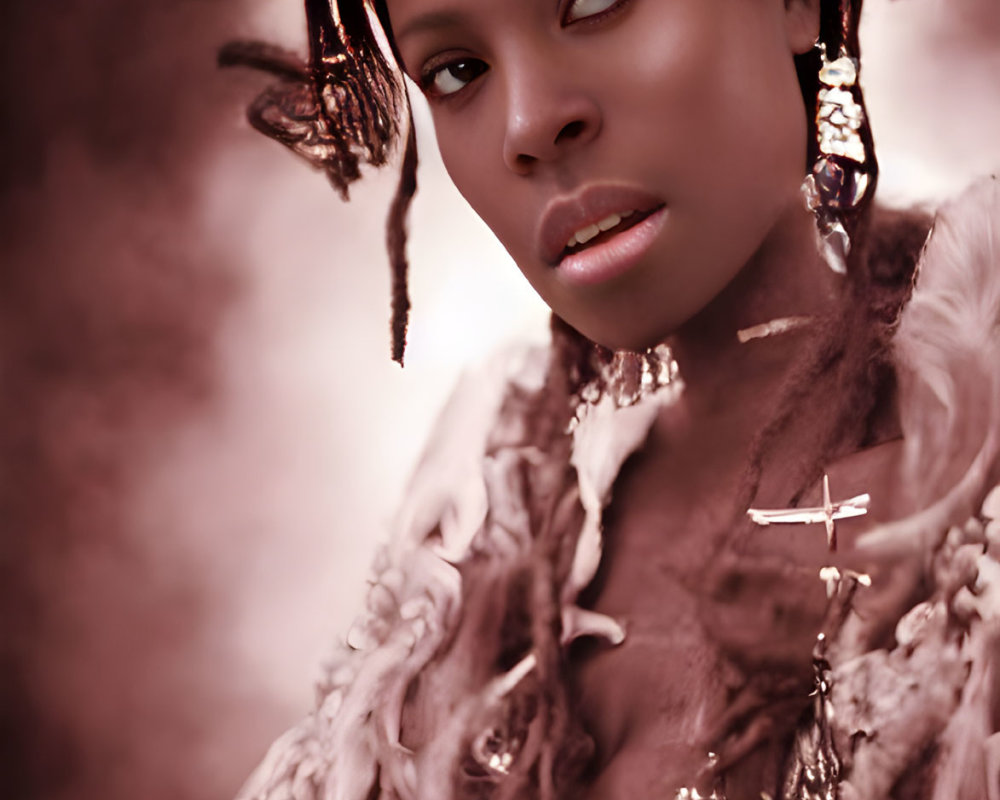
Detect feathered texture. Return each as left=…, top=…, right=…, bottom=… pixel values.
left=860, top=176, right=1000, bottom=556
left=236, top=179, right=1000, bottom=800
left=823, top=501, right=1000, bottom=800
left=813, top=177, right=1000, bottom=799
left=234, top=346, right=658, bottom=800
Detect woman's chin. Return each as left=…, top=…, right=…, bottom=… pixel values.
left=573, top=319, right=679, bottom=354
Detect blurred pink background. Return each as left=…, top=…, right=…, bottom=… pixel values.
left=1, top=1, right=997, bottom=799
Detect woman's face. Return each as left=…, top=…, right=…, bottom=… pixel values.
left=388, top=0, right=820, bottom=350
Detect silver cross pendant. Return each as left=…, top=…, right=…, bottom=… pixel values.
left=746, top=474, right=870, bottom=552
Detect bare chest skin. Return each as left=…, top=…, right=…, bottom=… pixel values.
left=568, top=397, right=910, bottom=799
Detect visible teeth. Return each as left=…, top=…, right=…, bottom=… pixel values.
left=566, top=210, right=637, bottom=249
left=596, top=213, right=622, bottom=232
left=575, top=223, right=601, bottom=245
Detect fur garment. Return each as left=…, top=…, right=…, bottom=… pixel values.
left=235, top=177, right=1000, bottom=800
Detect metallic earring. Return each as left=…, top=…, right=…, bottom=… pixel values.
left=802, top=0, right=877, bottom=274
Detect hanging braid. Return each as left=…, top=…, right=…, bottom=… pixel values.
left=220, top=0, right=416, bottom=364
left=729, top=206, right=929, bottom=542
left=386, top=119, right=418, bottom=364
left=517, top=330, right=601, bottom=799
left=371, top=0, right=420, bottom=365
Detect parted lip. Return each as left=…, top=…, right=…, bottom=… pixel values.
left=536, top=184, right=666, bottom=266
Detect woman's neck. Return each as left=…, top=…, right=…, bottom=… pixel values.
left=668, top=199, right=841, bottom=412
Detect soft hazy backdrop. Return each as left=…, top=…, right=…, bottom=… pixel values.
left=1, top=1, right=997, bottom=799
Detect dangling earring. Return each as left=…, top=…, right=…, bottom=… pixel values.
left=802, top=0, right=877, bottom=274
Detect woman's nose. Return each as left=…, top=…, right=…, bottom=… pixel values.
left=500, top=59, right=602, bottom=174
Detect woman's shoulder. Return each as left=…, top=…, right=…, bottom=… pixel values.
left=817, top=482, right=1000, bottom=800
left=821, top=176, right=1000, bottom=799
left=232, top=343, right=551, bottom=800
left=391, top=343, right=552, bottom=560
left=234, top=339, right=658, bottom=800
left=864, top=175, right=1000, bottom=553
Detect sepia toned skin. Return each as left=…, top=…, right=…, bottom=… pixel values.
left=386, top=0, right=908, bottom=796
left=389, top=0, right=826, bottom=352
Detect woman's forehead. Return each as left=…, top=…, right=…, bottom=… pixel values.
left=383, top=0, right=565, bottom=36
left=386, top=2, right=469, bottom=44
left=381, top=0, right=785, bottom=43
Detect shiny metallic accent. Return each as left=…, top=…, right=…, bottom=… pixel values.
left=471, top=725, right=519, bottom=777
left=736, top=315, right=815, bottom=344
left=781, top=563, right=873, bottom=799
left=606, top=344, right=679, bottom=408
left=747, top=451, right=876, bottom=797
left=818, top=55, right=858, bottom=88
left=467, top=656, right=536, bottom=779
left=747, top=474, right=870, bottom=552
left=819, top=220, right=850, bottom=275
left=802, top=173, right=821, bottom=212
left=570, top=343, right=680, bottom=427
left=672, top=751, right=728, bottom=799
left=467, top=607, right=628, bottom=780
left=808, top=10, right=876, bottom=276
left=816, top=62, right=867, bottom=166
left=781, top=657, right=841, bottom=797
left=819, top=565, right=872, bottom=598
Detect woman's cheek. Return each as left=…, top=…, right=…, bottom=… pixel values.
left=436, top=118, right=498, bottom=214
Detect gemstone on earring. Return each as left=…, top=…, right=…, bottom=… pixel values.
left=844, top=138, right=866, bottom=163
left=841, top=101, right=864, bottom=124
left=816, top=84, right=867, bottom=165
left=819, top=55, right=858, bottom=88
left=806, top=23, right=874, bottom=279
left=813, top=158, right=846, bottom=203
left=801, top=174, right=821, bottom=212
left=820, top=221, right=850, bottom=275
left=813, top=158, right=870, bottom=210
left=850, top=171, right=871, bottom=206
left=820, top=87, right=852, bottom=108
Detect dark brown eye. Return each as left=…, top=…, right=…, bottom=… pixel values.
left=426, top=59, right=488, bottom=97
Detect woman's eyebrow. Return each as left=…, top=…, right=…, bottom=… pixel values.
left=394, top=10, right=465, bottom=44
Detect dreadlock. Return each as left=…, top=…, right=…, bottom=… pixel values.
left=220, top=0, right=416, bottom=364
